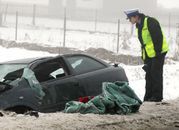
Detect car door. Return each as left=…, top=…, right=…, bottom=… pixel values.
left=65, top=55, right=118, bottom=96
left=42, top=76, right=86, bottom=112
left=75, top=68, right=120, bottom=96
left=31, top=57, right=86, bottom=112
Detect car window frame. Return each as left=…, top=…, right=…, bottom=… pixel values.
left=30, top=56, right=70, bottom=83
left=64, top=54, right=108, bottom=75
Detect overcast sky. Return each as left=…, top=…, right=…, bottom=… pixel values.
left=1, top=0, right=179, bottom=10
left=1, top=0, right=49, bottom=5
left=158, top=0, right=179, bottom=9
left=1, top=0, right=179, bottom=25
left=0, top=0, right=178, bottom=8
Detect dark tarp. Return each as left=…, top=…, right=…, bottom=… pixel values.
left=64, top=81, right=142, bottom=114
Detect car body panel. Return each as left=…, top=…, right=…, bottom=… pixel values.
left=40, top=76, right=86, bottom=112
left=0, top=54, right=128, bottom=113
left=76, top=66, right=128, bottom=96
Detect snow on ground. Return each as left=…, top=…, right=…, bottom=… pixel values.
left=0, top=46, right=179, bottom=101
left=122, top=62, right=179, bottom=101
left=1, top=15, right=178, bottom=57
left=0, top=46, right=56, bottom=62
left=0, top=15, right=178, bottom=101
left=0, top=15, right=179, bottom=130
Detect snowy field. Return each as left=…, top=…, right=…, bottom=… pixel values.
left=0, top=16, right=179, bottom=101
left=0, top=46, right=179, bottom=101
left=1, top=15, right=178, bottom=57
left=0, top=15, right=179, bottom=130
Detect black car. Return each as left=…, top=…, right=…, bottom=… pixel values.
left=0, top=54, right=128, bottom=113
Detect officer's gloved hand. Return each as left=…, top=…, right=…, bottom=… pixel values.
left=142, top=64, right=148, bottom=72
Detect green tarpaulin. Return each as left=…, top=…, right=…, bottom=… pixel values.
left=64, top=81, right=142, bottom=114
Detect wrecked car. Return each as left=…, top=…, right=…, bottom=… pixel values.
left=0, top=54, right=128, bottom=113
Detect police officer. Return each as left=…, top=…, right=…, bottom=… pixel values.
left=124, top=9, right=169, bottom=102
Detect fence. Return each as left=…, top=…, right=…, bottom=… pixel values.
left=0, top=4, right=178, bottom=62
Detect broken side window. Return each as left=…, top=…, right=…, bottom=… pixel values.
left=33, top=60, right=67, bottom=82
left=22, top=67, right=45, bottom=99
left=0, top=64, right=26, bottom=83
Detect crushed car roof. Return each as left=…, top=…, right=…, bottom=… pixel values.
left=0, top=53, right=108, bottom=65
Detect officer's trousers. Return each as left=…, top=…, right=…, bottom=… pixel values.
left=144, top=53, right=166, bottom=102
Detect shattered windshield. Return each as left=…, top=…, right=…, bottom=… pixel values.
left=0, top=64, right=27, bottom=82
